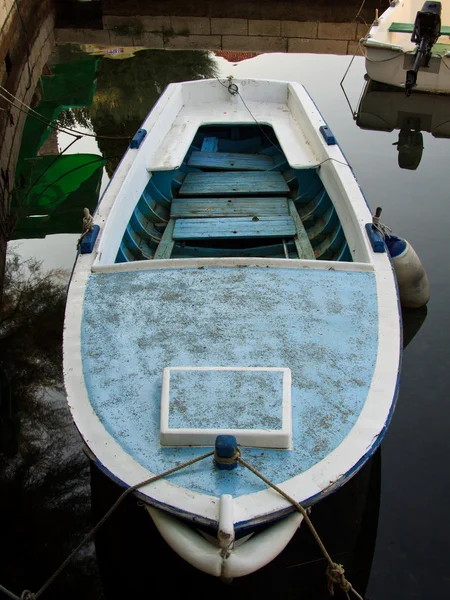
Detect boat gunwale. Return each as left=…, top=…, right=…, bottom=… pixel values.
left=91, top=256, right=375, bottom=274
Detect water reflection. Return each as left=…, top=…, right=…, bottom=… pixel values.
left=10, top=45, right=218, bottom=241
left=11, top=46, right=103, bottom=240
left=59, top=46, right=218, bottom=176
left=0, top=254, right=103, bottom=598
left=356, top=77, right=450, bottom=170
left=2, top=46, right=447, bottom=599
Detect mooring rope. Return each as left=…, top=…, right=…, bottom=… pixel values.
left=2, top=448, right=364, bottom=599
left=236, top=453, right=364, bottom=599
left=1, top=451, right=214, bottom=600
left=76, top=208, right=95, bottom=249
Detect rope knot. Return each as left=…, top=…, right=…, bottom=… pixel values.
left=21, top=591, right=36, bottom=600
left=77, top=208, right=95, bottom=249
left=214, top=446, right=241, bottom=466
left=82, top=207, right=94, bottom=234
left=326, top=563, right=351, bottom=596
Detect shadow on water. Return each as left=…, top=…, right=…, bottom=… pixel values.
left=402, top=306, right=428, bottom=350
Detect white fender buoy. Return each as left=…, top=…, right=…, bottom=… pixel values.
left=386, top=236, right=430, bottom=309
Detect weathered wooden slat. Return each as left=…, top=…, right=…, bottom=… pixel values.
left=154, top=219, right=176, bottom=259
left=170, top=197, right=289, bottom=218
left=173, top=216, right=296, bottom=240
left=179, top=172, right=290, bottom=196
left=187, top=151, right=274, bottom=171
left=201, top=137, right=219, bottom=152
left=288, top=200, right=315, bottom=260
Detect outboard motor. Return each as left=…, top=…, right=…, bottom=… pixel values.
left=405, top=1, right=442, bottom=94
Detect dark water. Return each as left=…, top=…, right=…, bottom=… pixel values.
left=1, top=46, right=450, bottom=599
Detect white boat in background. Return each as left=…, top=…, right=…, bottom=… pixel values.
left=364, top=0, right=450, bottom=93
left=63, top=78, right=403, bottom=580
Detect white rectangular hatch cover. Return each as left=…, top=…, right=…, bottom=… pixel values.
left=160, top=366, right=292, bottom=449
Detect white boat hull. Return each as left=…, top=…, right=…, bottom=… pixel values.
left=147, top=505, right=304, bottom=579
left=365, top=44, right=450, bottom=93
left=364, top=0, right=450, bottom=93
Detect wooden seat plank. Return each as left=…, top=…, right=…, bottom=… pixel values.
left=288, top=200, right=315, bottom=260
left=153, top=219, right=176, bottom=259
left=173, top=216, right=296, bottom=240
left=187, top=151, right=275, bottom=171
left=170, top=197, right=289, bottom=218
left=179, top=172, right=290, bottom=196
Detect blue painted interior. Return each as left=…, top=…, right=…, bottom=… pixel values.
left=81, top=267, right=378, bottom=497
left=115, top=124, right=351, bottom=262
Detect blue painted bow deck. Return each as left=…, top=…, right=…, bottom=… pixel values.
left=82, top=266, right=378, bottom=498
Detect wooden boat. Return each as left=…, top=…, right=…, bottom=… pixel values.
left=364, top=0, right=450, bottom=93
left=63, top=78, right=401, bottom=579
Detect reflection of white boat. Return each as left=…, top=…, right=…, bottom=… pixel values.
left=364, top=0, right=450, bottom=93
left=82, top=45, right=146, bottom=59
left=63, top=78, right=401, bottom=580
left=356, top=77, right=450, bottom=168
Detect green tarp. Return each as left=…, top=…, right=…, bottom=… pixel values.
left=389, top=22, right=450, bottom=34
left=11, top=154, right=104, bottom=239
left=13, top=54, right=102, bottom=239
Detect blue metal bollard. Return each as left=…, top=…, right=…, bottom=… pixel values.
left=215, top=435, right=238, bottom=470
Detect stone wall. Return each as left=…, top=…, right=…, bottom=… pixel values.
left=56, top=15, right=370, bottom=55
left=0, top=0, right=55, bottom=288
left=100, top=0, right=381, bottom=23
